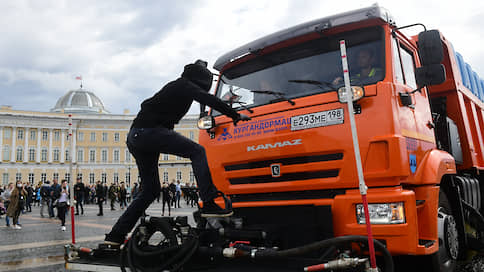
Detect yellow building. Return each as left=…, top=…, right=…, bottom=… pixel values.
left=0, top=88, right=198, bottom=187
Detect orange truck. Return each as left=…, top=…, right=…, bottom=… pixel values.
left=197, top=4, right=484, bottom=271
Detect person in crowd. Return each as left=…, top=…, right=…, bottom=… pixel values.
left=57, top=180, right=69, bottom=231
left=108, top=183, right=118, bottom=211
left=188, top=183, right=199, bottom=208
left=74, top=178, right=85, bottom=215
left=100, top=60, right=250, bottom=247
left=103, top=183, right=108, bottom=204
left=0, top=196, right=5, bottom=218
left=25, top=183, right=33, bottom=212
left=169, top=180, right=177, bottom=208
left=1, top=183, right=14, bottom=227
left=90, top=185, right=96, bottom=204
left=49, top=179, right=61, bottom=218
left=84, top=184, right=92, bottom=204
left=175, top=180, right=182, bottom=208
left=40, top=181, right=51, bottom=218
left=96, top=181, right=105, bottom=216
left=181, top=183, right=189, bottom=205
left=35, top=183, right=41, bottom=207
left=131, top=183, right=139, bottom=201
left=119, top=182, right=127, bottom=209
left=0, top=186, right=5, bottom=218
left=7, top=180, right=27, bottom=230
left=161, top=182, right=172, bottom=217
left=126, top=184, right=132, bottom=203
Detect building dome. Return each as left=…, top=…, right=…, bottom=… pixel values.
left=51, top=88, right=109, bottom=114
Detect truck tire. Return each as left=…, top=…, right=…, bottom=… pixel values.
left=435, top=190, right=459, bottom=272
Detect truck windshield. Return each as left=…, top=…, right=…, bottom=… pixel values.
left=213, top=26, right=384, bottom=114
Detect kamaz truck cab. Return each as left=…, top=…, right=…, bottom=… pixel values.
left=197, top=4, right=484, bottom=272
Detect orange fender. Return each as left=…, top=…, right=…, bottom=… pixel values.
left=414, top=149, right=456, bottom=185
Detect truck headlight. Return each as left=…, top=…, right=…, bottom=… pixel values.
left=356, top=202, right=405, bottom=224
left=197, top=115, right=215, bottom=130
left=338, top=86, right=365, bottom=103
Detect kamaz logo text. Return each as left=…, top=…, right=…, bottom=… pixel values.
left=247, top=139, right=302, bottom=152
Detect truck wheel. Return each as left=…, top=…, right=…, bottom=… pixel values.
left=435, top=190, right=459, bottom=271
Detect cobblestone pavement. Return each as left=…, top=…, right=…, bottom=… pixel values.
left=0, top=201, right=197, bottom=272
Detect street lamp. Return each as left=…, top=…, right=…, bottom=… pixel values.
left=127, top=164, right=131, bottom=187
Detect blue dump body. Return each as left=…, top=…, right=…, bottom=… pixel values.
left=454, top=51, right=484, bottom=101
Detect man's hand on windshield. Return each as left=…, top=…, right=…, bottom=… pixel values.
left=233, top=114, right=251, bottom=126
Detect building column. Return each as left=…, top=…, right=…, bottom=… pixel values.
left=0, top=126, right=3, bottom=161
left=36, top=129, right=41, bottom=163
left=72, top=129, right=76, bottom=163
left=23, top=128, right=29, bottom=163
left=61, top=130, right=66, bottom=163
left=48, top=129, right=53, bottom=163
left=10, top=127, right=16, bottom=162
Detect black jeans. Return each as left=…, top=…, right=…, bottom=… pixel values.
left=58, top=204, right=67, bottom=226
left=120, top=197, right=127, bottom=208
left=48, top=199, right=55, bottom=217
left=97, top=197, right=104, bottom=215
left=106, top=127, right=218, bottom=242
left=13, top=208, right=21, bottom=225
left=162, top=196, right=171, bottom=216
left=75, top=196, right=84, bottom=214
left=110, top=198, right=116, bottom=210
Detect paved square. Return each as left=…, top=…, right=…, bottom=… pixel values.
left=0, top=201, right=197, bottom=272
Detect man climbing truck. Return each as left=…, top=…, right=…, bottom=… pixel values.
left=65, top=4, right=484, bottom=272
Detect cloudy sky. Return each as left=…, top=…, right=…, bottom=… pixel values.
left=1, top=0, right=483, bottom=115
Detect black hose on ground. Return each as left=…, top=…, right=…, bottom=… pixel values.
left=120, top=216, right=393, bottom=272
left=253, top=235, right=394, bottom=272
left=121, top=217, right=199, bottom=272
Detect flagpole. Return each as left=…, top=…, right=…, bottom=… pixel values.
left=76, top=75, right=83, bottom=89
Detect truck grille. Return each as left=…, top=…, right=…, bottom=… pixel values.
left=224, top=153, right=343, bottom=171
left=230, top=189, right=345, bottom=202
left=229, top=170, right=339, bottom=185
left=225, top=153, right=343, bottom=185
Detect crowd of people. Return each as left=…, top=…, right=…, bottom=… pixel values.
left=0, top=178, right=199, bottom=231
left=160, top=179, right=199, bottom=216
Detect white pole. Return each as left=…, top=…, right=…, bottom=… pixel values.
left=339, top=40, right=377, bottom=270
left=340, top=41, right=366, bottom=195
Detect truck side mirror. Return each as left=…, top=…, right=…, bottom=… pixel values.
left=417, top=30, right=444, bottom=65
left=416, top=30, right=446, bottom=87
left=416, top=64, right=446, bottom=87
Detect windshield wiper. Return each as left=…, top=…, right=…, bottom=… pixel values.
left=250, top=90, right=295, bottom=105
left=288, top=79, right=335, bottom=90
left=231, top=101, right=254, bottom=113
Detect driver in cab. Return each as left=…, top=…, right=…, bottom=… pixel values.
left=333, top=47, right=382, bottom=86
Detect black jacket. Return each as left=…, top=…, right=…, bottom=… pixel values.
left=40, top=185, right=51, bottom=199
left=119, top=187, right=127, bottom=199
left=132, top=63, right=239, bottom=129
left=51, top=184, right=61, bottom=200
left=74, top=182, right=85, bottom=199
left=96, top=184, right=105, bottom=199
left=161, top=186, right=171, bottom=200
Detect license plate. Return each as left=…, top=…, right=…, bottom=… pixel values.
left=291, top=108, right=344, bottom=131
